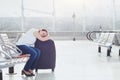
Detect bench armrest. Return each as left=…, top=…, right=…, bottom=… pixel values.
left=1, top=43, right=22, bottom=58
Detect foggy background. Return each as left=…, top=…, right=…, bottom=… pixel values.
left=0, top=0, right=120, bottom=32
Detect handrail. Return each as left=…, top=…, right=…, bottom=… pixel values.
left=86, top=31, right=96, bottom=41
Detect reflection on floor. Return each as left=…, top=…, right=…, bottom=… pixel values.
left=2, top=72, right=55, bottom=80
left=2, top=40, right=120, bottom=80
left=21, top=72, right=55, bottom=80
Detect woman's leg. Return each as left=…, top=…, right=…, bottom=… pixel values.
left=17, top=45, right=40, bottom=71
left=30, top=47, right=40, bottom=70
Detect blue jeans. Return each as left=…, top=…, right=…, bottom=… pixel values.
left=17, top=45, right=41, bottom=71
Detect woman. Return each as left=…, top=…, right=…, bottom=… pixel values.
left=16, top=28, right=50, bottom=76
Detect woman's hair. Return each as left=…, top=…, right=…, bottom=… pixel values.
left=41, top=29, right=48, bottom=33
left=38, top=29, right=48, bottom=33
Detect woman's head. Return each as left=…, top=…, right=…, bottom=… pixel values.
left=39, top=29, right=48, bottom=37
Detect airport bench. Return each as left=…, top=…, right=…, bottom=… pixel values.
left=0, top=33, right=29, bottom=80
left=94, top=33, right=115, bottom=56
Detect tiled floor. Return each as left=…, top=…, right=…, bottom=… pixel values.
left=1, top=40, right=120, bottom=80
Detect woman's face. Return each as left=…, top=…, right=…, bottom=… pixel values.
left=39, top=30, right=48, bottom=37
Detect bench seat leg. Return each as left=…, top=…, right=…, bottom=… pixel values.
left=9, top=67, right=14, bottom=74
left=107, top=47, right=112, bottom=57
left=98, top=46, right=101, bottom=53
left=0, top=70, right=3, bottom=80
left=6, top=67, right=17, bottom=75
left=119, top=49, right=120, bottom=56
left=107, top=49, right=111, bottom=56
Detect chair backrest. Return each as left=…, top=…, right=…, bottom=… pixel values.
left=100, top=33, right=110, bottom=44
left=95, top=33, right=105, bottom=42
left=98, top=33, right=105, bottom=40
left=0, top=33, right=22, bottom=59
left=0, top=34, right=10, bottom=44
left=106, top=33, right=115, bottom=43
left=97, top=33, right=109, bottom=44
left=99, top=33, right=105, bottom=38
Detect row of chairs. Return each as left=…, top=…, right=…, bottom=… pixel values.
left=0, top=33, right=29, bottom=59
left=0, top=34, right=29, bottom=80
left=93, top=33, right=115, bottom=56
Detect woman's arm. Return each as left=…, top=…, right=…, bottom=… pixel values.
left=33, top=31, right=50, bottom=41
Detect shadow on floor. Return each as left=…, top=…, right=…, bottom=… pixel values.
left=21, top=72, right=55, bottom=80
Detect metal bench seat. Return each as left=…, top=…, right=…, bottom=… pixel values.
left=0, top=33, right=29, bottom=80
left=95, top=33, right=115, bottom=56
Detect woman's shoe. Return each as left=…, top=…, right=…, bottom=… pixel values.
left=21, top=70, right=33, bottom=77
left=29, top=70, right=35, bottom=76
left=31, top=73, right=35, bottom=76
